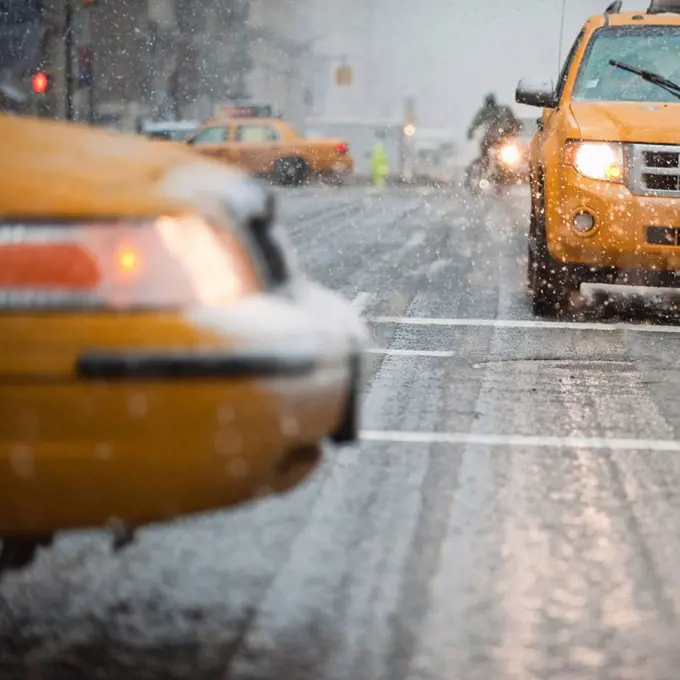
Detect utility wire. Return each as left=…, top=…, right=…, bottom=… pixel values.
left=557, top=0, right=567, bottom=77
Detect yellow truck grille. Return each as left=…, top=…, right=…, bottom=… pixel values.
left=629, top=143, right=680, bottom=197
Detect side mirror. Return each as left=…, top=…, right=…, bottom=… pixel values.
left=515, top=78, right=557, bottom=108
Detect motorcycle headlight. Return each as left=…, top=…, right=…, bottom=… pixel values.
left=499, top=143, right=522, bottom=166
left=564, top=141, right=624, bottom=183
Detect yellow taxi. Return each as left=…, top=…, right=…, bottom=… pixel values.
left=516, top=0, right=680, bottom=315
left=0, top=115, right=366, bottom=573
left=187, top=117, right=354, bottom=185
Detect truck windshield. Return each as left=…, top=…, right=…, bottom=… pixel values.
left=572, top=26, right=680, bottom=103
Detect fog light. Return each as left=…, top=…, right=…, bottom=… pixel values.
left=573, top=211, right=595, bottom=233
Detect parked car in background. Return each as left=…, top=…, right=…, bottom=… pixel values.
left=187, top=117, right=354, bottom=185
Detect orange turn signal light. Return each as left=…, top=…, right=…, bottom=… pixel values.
left=117, top=247, right=139, bottom=272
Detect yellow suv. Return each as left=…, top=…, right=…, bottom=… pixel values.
left=516, top=0, right=680, bottom=315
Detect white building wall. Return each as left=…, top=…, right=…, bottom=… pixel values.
left=246, top=0, right=309, bottom=124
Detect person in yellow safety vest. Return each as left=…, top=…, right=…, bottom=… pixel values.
left=371, top=140, right=389, bottom=187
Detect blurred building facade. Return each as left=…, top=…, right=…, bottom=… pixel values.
left=0, top=0, right=45, bottom=112
left=247, top=0, right=310, bottom=125
left=0, top=0, right=319, bottom=128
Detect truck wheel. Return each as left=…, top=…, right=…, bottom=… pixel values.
left=530, top=183, right=578, bottom=317
left=275, top=157, right=308, bottom=186
left=527, top=196, right=540, bottom=291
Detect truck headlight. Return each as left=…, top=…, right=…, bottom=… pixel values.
left=564, top=141, right=624, bottom=183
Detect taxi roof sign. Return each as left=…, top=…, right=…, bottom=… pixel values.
left=648, top=0, right=680, bottom=13
left=216, top=101, right=281, bottom=119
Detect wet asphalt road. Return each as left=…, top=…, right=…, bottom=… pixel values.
left=4, top=184, right=680, bottom=679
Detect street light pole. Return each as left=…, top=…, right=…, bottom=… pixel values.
left=80, top=3, right=94, bottom=123
left=64, top=0, right=74, bottom=120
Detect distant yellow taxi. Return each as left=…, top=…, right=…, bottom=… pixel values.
left=517, top=0, right=680, bottom=315
left=0, top=115, right=366, bottom=573
left=187, top=117, right=354, bottom=185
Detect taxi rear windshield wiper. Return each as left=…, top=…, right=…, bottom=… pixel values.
left=609, top=59, right=680, bottom=100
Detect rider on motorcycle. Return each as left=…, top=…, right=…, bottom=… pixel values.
left=466, top=93, right=522, bottom=169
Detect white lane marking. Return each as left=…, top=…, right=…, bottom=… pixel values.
left=365, top=348, right=456, bottom=358
left=351, top=291, right=373, bottom=314
left=370, top=316, right=680, bottom=334
left=360, top=430, right=680, bottom=451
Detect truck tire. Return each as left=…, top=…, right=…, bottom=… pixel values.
left=529, top=178, right=579, bottom=317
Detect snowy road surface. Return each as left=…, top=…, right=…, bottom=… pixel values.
left=3, top=185, right=680, bottom=679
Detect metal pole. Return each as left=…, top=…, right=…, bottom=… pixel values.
left=556, top=0, right=567, bottom=78
left=82, top=4, right=94, bottom=123
left=88, top=56, right=94, bottom=123
left=64, top=0, right=73, bottom=120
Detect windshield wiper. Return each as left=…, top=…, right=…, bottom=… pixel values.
left=609, top=59, right=680, bottom=101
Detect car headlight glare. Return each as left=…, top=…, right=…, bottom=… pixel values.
left=499, top=143, right=522, bottom=166
left=565, top=141, right=624, bottom=182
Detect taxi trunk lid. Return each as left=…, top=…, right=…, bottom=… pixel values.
left=0, top=313, right=223, bottom=380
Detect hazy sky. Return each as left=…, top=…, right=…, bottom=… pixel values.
left=304, top=0, right=627, bottom=133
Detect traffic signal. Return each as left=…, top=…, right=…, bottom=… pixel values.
left=335, top=65, right=353, bottom=86
left=31, top=71, right=50, bottom=94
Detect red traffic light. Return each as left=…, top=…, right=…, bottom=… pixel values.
left=32, top=72, right=49, bottom=94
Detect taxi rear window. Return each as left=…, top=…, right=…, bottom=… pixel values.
left=235, top=125, right=280, bottom=143
left=573, top=25, right=680, bottom=103
left=145, top=129, right=194, bottom=141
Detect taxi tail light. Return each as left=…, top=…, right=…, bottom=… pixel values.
left=0, top=242, right=100, bottom=289
left=336, top=142, right=349, bottom=155
left=0, top=217, right=258, bottom=310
